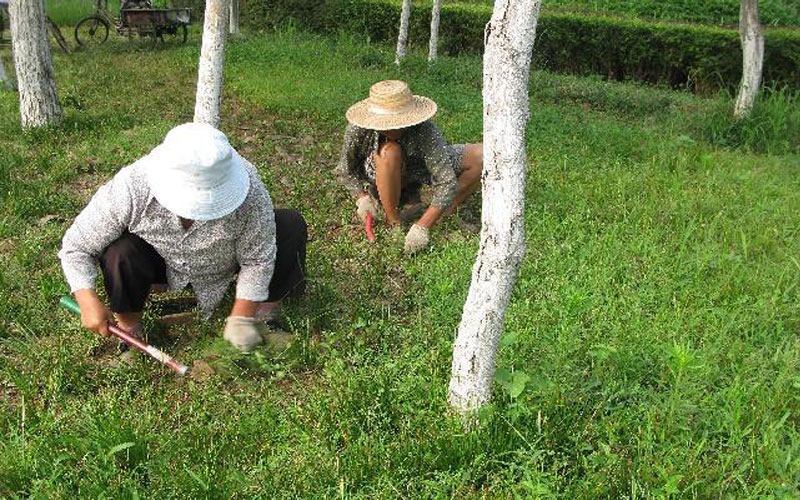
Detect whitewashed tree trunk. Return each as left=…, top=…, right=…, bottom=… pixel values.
left=734, top=0, right=764, bottom=118
left=229, top=0, right=240, bottom=35
left=448, top=0, right=541, bottom=420
left=428, top=0, right=441, bottom=62
left=194, top=0, right=230, bottom=127
left=0, top=56, right=13, bottom=90
left=9, top=0, right=61, bottom=128
left=395, top=0, right=411, bottom=65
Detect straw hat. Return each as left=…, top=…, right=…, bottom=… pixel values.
left=345, top=80, right=437, bottom=130
left=143, top=123, right=250, bottom=221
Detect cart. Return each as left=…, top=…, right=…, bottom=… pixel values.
left=75, top=0, right=190, bottom=46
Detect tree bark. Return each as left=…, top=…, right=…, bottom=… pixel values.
left=448, top=0, right=541, bottom=420
left=9, top=0, right=61, bottom=128
left=428, top=0, right=441, bottom=62
left=395, top=0, right=411, bottom=65
left=734, top=0, right=764, bottom=118
left=194, top=0, right=229, bottom=127
left=0, top=55, right=13, bottom=91
left=229, top=0, right=240, bottom=35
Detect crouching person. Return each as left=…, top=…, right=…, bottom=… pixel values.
left=58, top=123, right=307, bottom=352
left=336, top=80, right=483, bottom=254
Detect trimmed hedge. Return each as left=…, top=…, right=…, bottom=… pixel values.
left=240, top=0, right=800, bottom=92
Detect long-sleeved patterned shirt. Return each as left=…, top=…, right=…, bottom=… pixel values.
left=58, top=158, right=276, bottom=316
left=335, top=120, right=461, bottom=208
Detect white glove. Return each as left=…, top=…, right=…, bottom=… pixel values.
left=223, top=316, right=263, bottom=352
left=404, top=224, right=430, bottom=254
left=356, top=194, right=380, bottom=223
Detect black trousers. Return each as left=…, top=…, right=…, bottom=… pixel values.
left=100, top=209, right=307, bottom=313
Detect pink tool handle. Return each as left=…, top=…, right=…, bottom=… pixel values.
left=60, top=295, right=188, bottom=375
left=365, top=212, right=376, bottom=242
left=108, top=324, right=189, bottom=375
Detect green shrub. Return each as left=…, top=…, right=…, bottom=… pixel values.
left=461, top=0, right=800, bottom=27
left=698, top=87, right=800, bottom=155
left=241, top=0, right=800, bottom=92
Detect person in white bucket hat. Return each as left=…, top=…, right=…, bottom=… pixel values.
left=336, top=80, right=483, bottom=254
left=59, top=123, right=307, bottom=353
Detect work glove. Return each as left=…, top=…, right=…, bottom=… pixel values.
left=404, top=223, right=430, bottom=254
left=356, top=194, right=380, bottom=223
left=224, top=316, right=294, bottom=352
left=223, top=316, right=263, bottom=352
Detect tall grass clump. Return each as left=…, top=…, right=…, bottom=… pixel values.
left=699, top=87, right=800, bottom=155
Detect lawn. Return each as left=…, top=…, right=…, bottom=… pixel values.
left=1, top=27, right=800, bottom=497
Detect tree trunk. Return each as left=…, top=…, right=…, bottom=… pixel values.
left=229, top=0, right=240, bottom=35
left=734, top=0, right=764, bottom=118
left=448, top=0, right=541, bottom=420
left=428, top=0, right=441, bottom=62
left=0, top=55, right=13, bottom=91
left=194, top=0, right=229, bottom=127
left=395, top=0, right=411, bottom=65
left=9, top=0, right=61, bottom=128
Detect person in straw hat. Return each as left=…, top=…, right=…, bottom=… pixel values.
left=59, top=123, right=307, bottom=353
left=336, top=80, right=483, bottom=253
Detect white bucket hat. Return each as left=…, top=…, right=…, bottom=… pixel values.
left=345, top=80, right=437, bottom=131
left=144, top=123, right=250, bottom=221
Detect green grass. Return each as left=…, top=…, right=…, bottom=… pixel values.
left=1, top=27, right=800, bottom=497
left=455, top=0, right=800, bottom=27
left=46, top=0, right=122, bottom=26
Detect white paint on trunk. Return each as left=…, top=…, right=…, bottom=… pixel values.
left=395, top=0, right=412, bottom=65
left=448, top=0, right=541, bottom=419
left=0, top=55, right=13, bottom=90
left=734, top=0, right=764, bottom=118
left=194, top=0, right=229, bottom=127
left=229, top=0, right=240, bottom=35
left=9, top=0, right=61, bottom=128
left=428, top=0, right=441, bottom=62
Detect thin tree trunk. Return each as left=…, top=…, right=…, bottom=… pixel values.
left=428, top=0, right=441, bottom=62
left=194, top=0, right=229, bottom=127
left=448, top=0, right=541, bottom=420
left=9, top=0, right=61, bottom=128
left=229, top=0, right=240, bottom=35
left=395, top=0, right=411, bottom=65
left=734, top=0, right=764, bottom=118
left=0, top=56, right=13, bottom=91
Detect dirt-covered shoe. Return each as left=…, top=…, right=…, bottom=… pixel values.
left=116, top=323, right=143, bottom=354
left=260, top=320, right=293, bottom=352
left=399, top=202, right=426, bottom=223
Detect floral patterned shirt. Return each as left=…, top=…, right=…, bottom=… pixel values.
left=335, top=120, right=461, bottom=208
left=58, top=158, right=276, bottom=315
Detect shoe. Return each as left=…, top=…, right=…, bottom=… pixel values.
left=399, top=202, right=426, bottom=223
left=261, top=320, right=293, bottom=352
left=116, top=323, right=143, bottom=353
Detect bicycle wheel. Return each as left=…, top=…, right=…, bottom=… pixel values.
left=159, top=23, right=187, bottom=44
left=74, top=16, right=110, bottom=46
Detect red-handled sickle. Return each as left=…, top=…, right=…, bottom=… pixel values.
left=60, top=296, right=189, bottom=376
left=365, top=212, right=376, bottom=242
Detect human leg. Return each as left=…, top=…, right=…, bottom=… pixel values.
left=99, top=231, right=167, bottom=333
left=444, top=143, right=483, bottom=216
left=373, top=140, right=404, bottom=225
left=266, top=208, right=308, bottom=303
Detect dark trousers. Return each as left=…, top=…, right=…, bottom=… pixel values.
left=100, top=209, right=308, bottom=313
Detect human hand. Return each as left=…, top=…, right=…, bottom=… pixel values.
left=404, top=223, right=430, bottom=254
left=223, top=316, right=263, bottom=352
left=356, top=194, right=380, bottom=223
left=74, top=289, right=113, bottom=336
